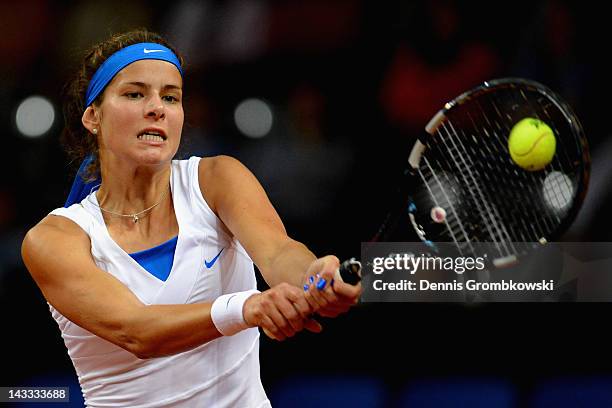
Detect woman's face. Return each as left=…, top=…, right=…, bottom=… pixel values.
left=90, top=59, right=184, bottom=169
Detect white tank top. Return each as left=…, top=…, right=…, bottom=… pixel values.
left=48, top=157, right=271, bottom=408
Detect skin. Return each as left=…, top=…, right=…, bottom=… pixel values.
left=21, top=58, right=361, bottom=357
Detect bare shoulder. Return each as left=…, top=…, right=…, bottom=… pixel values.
left=22, top=215, right=90, bottom=279
left=24, top=214, right=88, bottom=248
left=198, top=155, right=250, bottom=181
left=198, top=155, right=258, bottom=213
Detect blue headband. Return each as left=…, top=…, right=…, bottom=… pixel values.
left=84, top=42, right=183, bottom=107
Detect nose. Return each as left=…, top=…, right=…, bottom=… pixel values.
left=145, top=96, right=165, bottom=119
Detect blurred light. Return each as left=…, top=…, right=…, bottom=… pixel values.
left=427, top=171, right=461, bottom=209
left=234, top=98, right=273, bottom=138
left=543, top=171, right=573, bottom=211
left=15, top=96, right=55, bottom=138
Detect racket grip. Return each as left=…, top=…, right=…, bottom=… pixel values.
left=335, top=258, right=362, bottom=285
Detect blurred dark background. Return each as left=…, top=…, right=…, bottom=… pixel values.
left=2, top=0, right=612, bottom=406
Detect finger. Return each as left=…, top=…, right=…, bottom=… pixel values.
left=305, top=279, right=329, bottom=310
left=292, top=297, right=313, bottom=320
left=302, top=255, right=340, bottom=308
left=291, top=297, right=316, bottom=326
left=317, top=304, right=351, bottom=318
left=284, top=286, right=316, bottom=318
left=304, top=318, right=323, bottom=333
left=308, top=274, right=337, bottom=306
left=277, top=285, right=316, bottom=332
left=331, top=279, right=363, bottom=302
left=318, top=255, right=341, bottom=276
left=315, top=258, right=340, bottom=285
left=266, top=302, right=298, bottom=339
left=304, top=291, right=323, bottom=312
left=262, top=327, right=276, bottom=340
left=313, top=282, right=355, bottom=318
left=275, top=296, right=306, bottom=334
left=303, top=279, right=325, bottom=310
left=305, top=255, right=339, bottom=285
left=261, top=316, right=286, bottom=341
left=254, top=293, right=291, bottom=339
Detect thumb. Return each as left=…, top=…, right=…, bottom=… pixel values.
left=314, top=255, right=340, bottom=281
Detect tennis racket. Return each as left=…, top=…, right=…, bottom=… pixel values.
left=338, top=77, right=589, bottom=284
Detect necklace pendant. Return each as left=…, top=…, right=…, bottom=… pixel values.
left=133, top=215, right=139, bottom=223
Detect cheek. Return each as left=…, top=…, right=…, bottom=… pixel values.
left=170, top=108, right=185, bottom=135
left=101, top=102, right=139, bottom=134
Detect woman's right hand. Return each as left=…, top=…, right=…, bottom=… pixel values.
left=243, top=283, right=322, bottom=341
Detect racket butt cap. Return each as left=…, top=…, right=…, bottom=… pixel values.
left=336, top=258, right=362, bottom=285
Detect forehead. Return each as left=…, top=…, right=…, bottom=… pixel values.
left=111, top=59, right=183, bottom=87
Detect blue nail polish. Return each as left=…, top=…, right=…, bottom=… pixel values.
left=309, top=276, right=315, bottom=284
left=303, top=284, right=310, bottom=291
left=316, top=278, right=327, bottom=290
left=330, top=279, right=335, bottom=287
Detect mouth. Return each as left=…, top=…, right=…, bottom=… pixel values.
left=137, top=129, right=167, bottom=142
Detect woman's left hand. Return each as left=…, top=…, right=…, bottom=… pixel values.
left=302, top=255, right=362, bottom=318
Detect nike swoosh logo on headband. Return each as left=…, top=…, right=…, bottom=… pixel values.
left=143, top=48, right=165, bottom=54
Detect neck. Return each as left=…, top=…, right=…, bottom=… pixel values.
left=96, top=159, right=172, bottom=215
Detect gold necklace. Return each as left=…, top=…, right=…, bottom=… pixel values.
left=89, top=186, right=170, bottom=223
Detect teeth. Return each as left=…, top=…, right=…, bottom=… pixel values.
left=138, top=133, right=165, bottom=142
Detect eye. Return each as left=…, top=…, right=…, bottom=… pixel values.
left=162, top=95, right=180, bottom=103
left=125, top=92, right=143, bottom=99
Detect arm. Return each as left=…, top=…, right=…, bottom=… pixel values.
left=199, top=155, right=315, bottom=287
left=200, top=156, right=361, bottom=317
left=22, top=215, right=222, bottom=358
left=22, top=216, right=318, bottom=356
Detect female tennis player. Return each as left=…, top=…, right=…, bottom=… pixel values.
left=21, top=29, right=361, bottom=407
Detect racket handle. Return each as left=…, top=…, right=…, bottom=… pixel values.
left=336, top=258, right=362, bottom=285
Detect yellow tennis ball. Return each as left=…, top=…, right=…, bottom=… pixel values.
left=508, top=117, right=556, bottom=171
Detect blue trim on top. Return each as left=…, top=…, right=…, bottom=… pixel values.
left=129, top=236, right=178, bottom=281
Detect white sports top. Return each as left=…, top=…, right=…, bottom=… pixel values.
left=48, top=157, right=271, bottom=408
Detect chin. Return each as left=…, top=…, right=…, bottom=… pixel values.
left=136, top=150, right=175, bottom=166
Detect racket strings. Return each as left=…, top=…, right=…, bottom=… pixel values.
left=425, top=119, right=515, bottom=251
left=423, top=133, right=540, bottom=257
left=423, top=135, right=489, bottom=243
left=523, top=93, right=576, bottom=177
left=496, top=89, right=579, bottom=222
left=420, top=140, right=511, bottom=258
left=418, top=157, right=474, bottom=256
left=419, top=85, right=583, bottom=255
left=445, top=119, right=520, bottom=243
left=463, top=108, right=546, bottom=242
left=521, top=93, right=579, bottom=212
left=469, top=90, right=569, bottom=236
left=474, top=96, right=560, bottom=236
left=437, top=121, right=517, bottom=256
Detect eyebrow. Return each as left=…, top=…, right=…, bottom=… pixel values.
left=122, top=81, right=182, bottom=91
